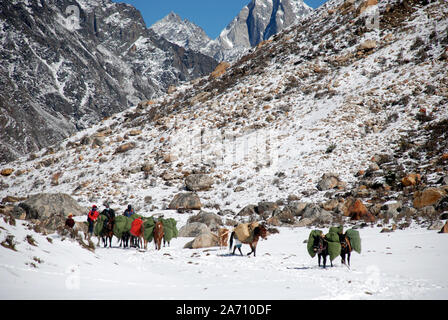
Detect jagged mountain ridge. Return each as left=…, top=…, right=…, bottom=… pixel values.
left=1, top=0, right=447, bottom=221
left=0, top=0, right=218, bottom=164
left=150, top=0, right=313, bottom=62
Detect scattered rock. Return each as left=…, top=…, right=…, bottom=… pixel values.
left=272, top=207, right=295, bottom=224
left=257, top=202, right=278, bottom=217
left=381, top=201, right=402, bottom=218
left=413, top=187, right=445, bottom=209
left=348, top=199, right=375, bottom=222
left=316, top=173, right=346, bottom=191
left=179, top=222, right=210, bottom=237
left=187, top=211, right=223, bottom=231
left=210, top=62, right=230, bottom=79
left=185, top=174, right=214, bottom=191
left=402, top=173, right=421, bottom=187
left=286, top=201, right=308, bottom=217
left=168, top=193, right=202, bottom=210
left=296, top=217, right=315, bottom=227
left=114, top=142, right=136, bottom=154
left=428, top=220, right=444, bottom=231
left=237, top=204, right=258, bottom=217
left=184, top=232, right=219, bottom=249
left=18, top=193, right=86, bottom=220
left=1, top=168, right=14, bottom=176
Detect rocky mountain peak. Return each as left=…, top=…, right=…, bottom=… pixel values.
left=0, top=0, right=218, bottom=164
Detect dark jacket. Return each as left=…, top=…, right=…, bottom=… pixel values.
left=102, top=208, right=115, bottom=220
left=65, top=217, right=75, bottom=228
left=123, top=208, right=134, bottom=217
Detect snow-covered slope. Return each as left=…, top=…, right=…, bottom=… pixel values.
left=1, top=217, right=447, bottom=299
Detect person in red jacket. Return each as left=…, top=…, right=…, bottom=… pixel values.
left=87, top=205, right=100, bottom=237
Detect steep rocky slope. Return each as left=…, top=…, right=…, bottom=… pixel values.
left=1, top=0, right=447, bottom=230
left=0, top=0, right=217, bottom=163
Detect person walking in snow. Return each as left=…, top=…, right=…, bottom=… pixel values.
left=123, top=204, right=135, bottom=217
left=87, top=205, right=100, bottom=237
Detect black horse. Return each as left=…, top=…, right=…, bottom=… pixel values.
left=339, top=234, right=352, bottom=266
left=101, top=217, right=114, bottom=248
left=313, top=235, right=332, bottom=268
left=119, top=231, right=131, bottom=248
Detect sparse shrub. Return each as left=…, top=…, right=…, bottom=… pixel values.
left=1, top=235, right=17, bottom=251
left=410, top=37, right=425, bottom=51
left=33, top=256, right=43, bottom=264
left=25, top=235, right=37, bottom=246
left=326, top=143, right=337, bottom=154
left=46, top=237, right=53, bottom=244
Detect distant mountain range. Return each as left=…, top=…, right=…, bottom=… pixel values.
left=150, top=0, right=313, bottom=61
left=0, top=0, right=217, bottom=163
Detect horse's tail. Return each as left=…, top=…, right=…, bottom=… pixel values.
left=229, top=232, right=234, bottom=250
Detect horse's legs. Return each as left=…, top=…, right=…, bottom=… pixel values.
left=247, top=244, right=253, bottom=256
left=341, top=251, right=346, bottom=265
left=318, top=254, right=321, bottom=267
left=322, top=254, right=327, bottom=268
left=347, top=252, right=351, bottom=266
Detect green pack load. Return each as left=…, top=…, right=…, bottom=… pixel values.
left=345, top=228, right=361, bottom=254
left=94, top=215, right=107, bottom=236
left=307, top=230, right=323, bottom=258
left=113, top=215, right=132, bottom=238
left=142, top=216, right=156, bottom=242
left=161, top=218, right=178, bottom=243
left=329, top=225, right=343, bottom=235
left=325, top=231, right=341, bottom=261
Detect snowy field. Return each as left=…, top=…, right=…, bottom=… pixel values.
left=1, top=216, right=447, bottom=300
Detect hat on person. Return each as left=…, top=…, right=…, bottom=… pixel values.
left=68, top=213, right=73, bottom=218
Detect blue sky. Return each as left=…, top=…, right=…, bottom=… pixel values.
left=113, top=0, right=328, bottom=39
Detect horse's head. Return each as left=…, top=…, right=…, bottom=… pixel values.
left=255, top=225, right=268, bottom=240
left=313, top=235, right=327, bottom=254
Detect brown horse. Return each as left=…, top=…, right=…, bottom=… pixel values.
left=153, top=221, right=164, bottom=250
left=218, top=228, right=230, bottom=248
left=229, top=224, right=268, bottom=257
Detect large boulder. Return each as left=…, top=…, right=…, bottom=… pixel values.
left=381, top=201, right=402, bottom=218
left=413, top=188, right=445, bottom=209
left=302, top=204, right=333, bottom=224
left=185, top=174, right=214, bottom=191
left=316, top=173, right=346, bottom=191
left=286, top=201, right=308, bottom=217
left=187, top=211, right=223, bottom=231
left=348, top=199, right=375, bottom=222
left=19, top=193, right=86, bottom=220
left=257, top=202, right=278, bottom=218
left=183, top=231, right=219, bottom=249
left=168, top=193, right=202, bottom=210
left=237, top=204, right=258, bottom=217
left=178, top=222, right=210, bottom=237
left=272, top=207, right=295, bottom=224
